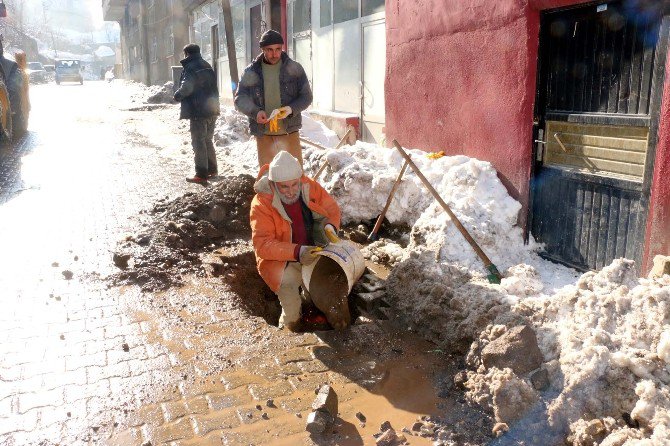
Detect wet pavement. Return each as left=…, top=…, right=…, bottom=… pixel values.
left=0, top=81, right=481, bottom=445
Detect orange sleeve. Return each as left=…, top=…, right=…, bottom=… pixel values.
left=250, top=196, right=299, bottom=261
left=311, top=180, right=341, bottom=230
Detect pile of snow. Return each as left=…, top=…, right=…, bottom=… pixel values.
left=93, top=45, right=115, bottom=58
left=146, top=81, right=176, bottom=104
left=298, top=136, right=670, bottom=444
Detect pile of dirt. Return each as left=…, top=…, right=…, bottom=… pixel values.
left=146, top=81, right=176, bottom=104
left=110, top=174, right=255, bottom=291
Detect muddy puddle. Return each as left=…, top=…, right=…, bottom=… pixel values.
left=109, top=274, right=492, bottom=445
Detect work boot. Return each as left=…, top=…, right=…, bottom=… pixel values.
left=185, top=175, right=208, bottom=185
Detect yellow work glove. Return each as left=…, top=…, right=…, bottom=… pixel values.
left=276, top=106, right=292, bottom=119
left=324, top=224, right=340, bottom=244
left=299, top=246, right=322, bottom=265
left=426, top=151, right=445, bottom=159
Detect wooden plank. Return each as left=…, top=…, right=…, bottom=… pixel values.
left=618, top=18, right=634, bottom=113
left=625, top=199, right=640, bottom=259
left=606, top=189, right=620, bottom=262
left=546, top=143, right=647, bottom=164
left=547, top=121, right=649, bottom=139
left=608, top=13, right=626, bottom=113
left=600, top=12, right=616, bottom=113
left=638, top=19, right=657, bottom=115
left=580, top=185, right=593, bottom=261
left=587, top=187, right=602, bottom=268
left=583, top=16, right=598, bottom=112
left=629, top=21, right=644, bottom=113
left=547, top=144, right=647, bottom=166
left=590, top=18, right=606, bottom=112
left=596, top=190, right=611, bottom=269
left=573, top=182, right=585, bottom=262
left=549, top=134, right=648, bottom=152
left=616, top=193, right=630, bottom=258
left=575, top=15, right=588, bottom=112
left=563, top=179, right=580, bottom=261
left=545, top=153, right=645, bottom=177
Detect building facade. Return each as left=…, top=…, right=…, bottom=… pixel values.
left=106, top=0, right=387, bottom=142
left=385, top=0, right=670, bottom=274
left=103, top=0, right=189, bottom=84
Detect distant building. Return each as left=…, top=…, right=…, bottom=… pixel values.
left=103, top=0, right=189, bottom=85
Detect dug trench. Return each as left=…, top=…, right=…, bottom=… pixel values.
left=105, top=174, right=496, bottom=445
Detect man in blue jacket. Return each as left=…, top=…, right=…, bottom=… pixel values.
left=234, top=30, right=312, bottom=167
left=174, top=44, right=220, bottom=185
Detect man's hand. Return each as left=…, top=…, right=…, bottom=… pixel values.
left=324, top=224, right=340, bottom=244
left=256, top=110, right=269, bottom=124
left=276, top=106, right=292, bottom=120
left=299, top=246, right=322, bottom=265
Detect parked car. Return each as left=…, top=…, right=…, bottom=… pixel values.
left=43, top=64, right=54, bottom=72
left=26, top=61, right=46, bottom=83
left=55, top=59, right=83, bottom=85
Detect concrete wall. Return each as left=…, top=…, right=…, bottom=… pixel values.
left=385, top=0, right=670, bottom=270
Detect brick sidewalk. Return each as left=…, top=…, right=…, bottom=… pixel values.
left=0, top=83, right=458, bottom=446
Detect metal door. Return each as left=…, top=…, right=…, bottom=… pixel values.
left=530, top=1, right=668, bottom=272
left=361, top=16, right=385, bottom=143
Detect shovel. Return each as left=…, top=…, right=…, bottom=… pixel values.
left=392, top=140, right=502, bottom=284
left=368, top=159, right=409, bottom=242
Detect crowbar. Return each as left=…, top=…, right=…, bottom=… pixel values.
left=392, top=140, right=502, bottom=284
left=368, top=160, right=409, bottom=242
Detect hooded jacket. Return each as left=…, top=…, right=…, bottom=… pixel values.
left=174, top=53, right=220, bottom=120
left=250, top=165, right=341, bottom=292
left=234, top=52, right=312, bottom=136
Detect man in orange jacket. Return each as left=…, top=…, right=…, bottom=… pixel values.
left=250, top=151, right=341, bottom=331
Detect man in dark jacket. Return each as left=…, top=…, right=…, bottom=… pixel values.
left=234, top=30, right=312, bottom=167
left=174, top=44, right=220, bottom=185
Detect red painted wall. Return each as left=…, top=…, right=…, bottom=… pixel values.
left=643, top=50, right=670, bottom=271
left=385, top=0, right=543, bottom=227
left=385, top=0, right=670, bottom=271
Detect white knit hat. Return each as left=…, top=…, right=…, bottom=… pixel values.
left=268, top=151, right=302, bottom=182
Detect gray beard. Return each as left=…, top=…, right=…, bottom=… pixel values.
left=279, top=192, right=300, bottom=205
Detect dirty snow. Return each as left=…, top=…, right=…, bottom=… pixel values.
left=121, top=89, right=670, bottom=445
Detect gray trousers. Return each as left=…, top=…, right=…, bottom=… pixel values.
left=190, top=116, right=218, bottom=178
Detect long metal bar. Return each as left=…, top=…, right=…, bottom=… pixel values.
left=391, top=140, right=502, bottom=283
left=368, top=160, right=409, bottom=241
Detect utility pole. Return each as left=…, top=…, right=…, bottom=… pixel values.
left=139, top=0, right=150, bottom=85
left=221, top=0, right=238, bottom=96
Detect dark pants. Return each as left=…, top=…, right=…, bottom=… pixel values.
left=190, top=116, right=218, bottom=178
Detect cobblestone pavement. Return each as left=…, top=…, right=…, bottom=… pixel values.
left=0, top=82, right=471, bottom=446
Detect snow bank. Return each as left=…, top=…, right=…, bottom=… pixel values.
left=296, top=140, right=670, bottom=445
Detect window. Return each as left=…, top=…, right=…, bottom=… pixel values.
left=151, top=36, right=157, bottom=62
left=362, top=0, right=384, bottom=16
left=293, top=0, right=310, bottom=33
left=333, top=0, right=357, bottom=24
left=320, top=0, right=332, bottom=27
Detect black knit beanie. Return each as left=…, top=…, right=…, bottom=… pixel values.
left=259, top=30, right=284, bottom=47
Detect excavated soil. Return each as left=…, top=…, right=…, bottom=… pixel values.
left=110, top=174, right=255, bottom=291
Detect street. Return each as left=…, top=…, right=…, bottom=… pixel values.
left=0, top=81, right=487, bottom=446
